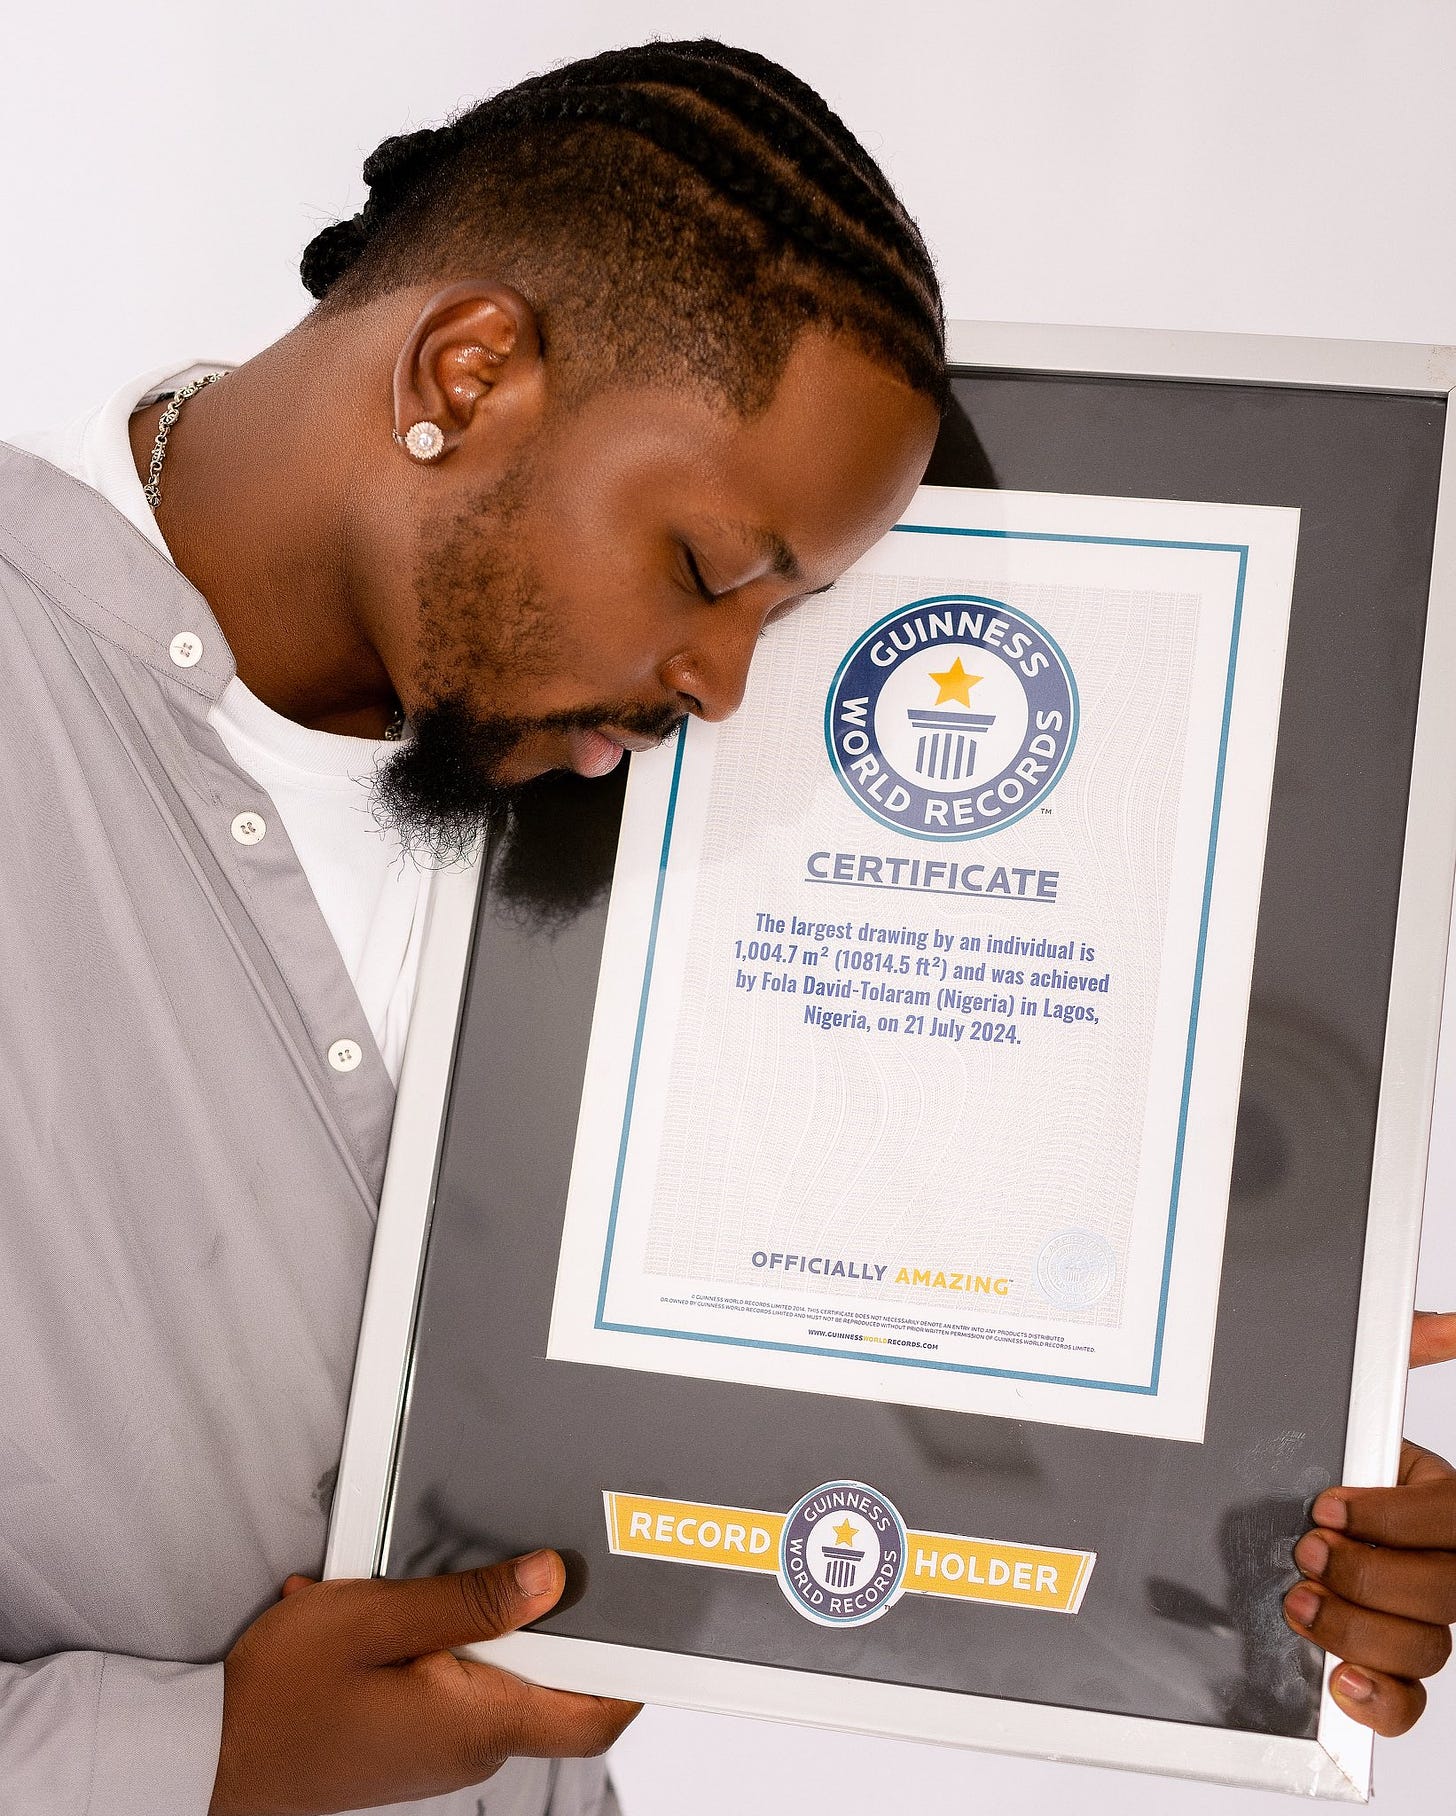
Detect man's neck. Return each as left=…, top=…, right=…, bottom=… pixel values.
left=128, top=326, right=402, bottom=739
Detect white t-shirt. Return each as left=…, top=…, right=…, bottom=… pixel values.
left=11, top=361, right=431, bottom=1082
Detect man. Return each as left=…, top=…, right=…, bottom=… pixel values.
left=0, top=35, right=1450, bottom=1816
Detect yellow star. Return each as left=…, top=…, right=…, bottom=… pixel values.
left=928, top=656, right=981, bottom=707
left=831, top=1518, right=860, bottom=1547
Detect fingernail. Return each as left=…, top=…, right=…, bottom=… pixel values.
left=1336, top=1666, right=1374, bottom=1704
left=1293, top=1533, right=1329, bottom=1577
left=1311, top=1492, right=1348, bottom=1530
left=1286, top=1585, right=1321, bottom=1627
left=514, top=1550, right=559, bottom=1598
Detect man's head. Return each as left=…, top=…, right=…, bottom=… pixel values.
left=299, top=39, right=946, bottom=859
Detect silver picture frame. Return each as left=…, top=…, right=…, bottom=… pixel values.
left=326, top=322, right=1456, bottom=1802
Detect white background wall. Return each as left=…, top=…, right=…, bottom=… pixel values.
left=4, top=1, right=1452, bottom=1809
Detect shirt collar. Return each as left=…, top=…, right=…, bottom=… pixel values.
left=0, top=440, right=236, bottom=707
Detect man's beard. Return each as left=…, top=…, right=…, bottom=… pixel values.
left=371, top=466, right=683, bottom=867
left=372, top=692, right=683, bottom=868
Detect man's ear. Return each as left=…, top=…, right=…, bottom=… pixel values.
left=391, top=282, right=544, bottom=462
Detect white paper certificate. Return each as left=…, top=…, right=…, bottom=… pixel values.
left=546, top=485, right=1299, bottom=1440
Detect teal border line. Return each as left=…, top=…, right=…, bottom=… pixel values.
left=591, top=521, right=1250, bottom=1400
left=592, top=728, right=690, bottom=1329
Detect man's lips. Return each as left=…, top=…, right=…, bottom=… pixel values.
left=567, top=728, right=626, bottom=778
left=564, top=725, right=670, bottom=778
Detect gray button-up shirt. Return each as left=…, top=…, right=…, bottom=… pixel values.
left=0, top=445, right=614, bottom=1816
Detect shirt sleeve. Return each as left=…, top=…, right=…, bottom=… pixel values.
left=0, top=1650, right=223, bottom=1816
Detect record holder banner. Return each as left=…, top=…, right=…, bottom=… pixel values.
left=602, top=1487, right=1097, bottom=1618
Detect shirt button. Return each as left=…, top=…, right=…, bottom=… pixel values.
left=328, top=1039, right=363, bottom=1073
left=231, top=812, right=266, bottom=846
left=169, top=631, right=203, bottom=667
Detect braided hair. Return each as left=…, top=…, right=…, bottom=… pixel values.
left=300, top=39, right=946, bottom=413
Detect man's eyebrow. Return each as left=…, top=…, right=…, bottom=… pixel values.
left=751, top=534, right=841, bottom=598
left=704, top=516, right=803, bottom=582
left=757, top=526, right=801, bottom=580
left=705, top=519, right=842, bottom=594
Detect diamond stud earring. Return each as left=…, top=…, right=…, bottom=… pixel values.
left=397, top=420, right=446, bottom=462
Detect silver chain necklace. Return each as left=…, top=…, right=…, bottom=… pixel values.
left=142, top=370, right=225, bottom=509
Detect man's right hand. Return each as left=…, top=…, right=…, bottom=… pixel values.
left=208, top=1550, right=639, bottom=1815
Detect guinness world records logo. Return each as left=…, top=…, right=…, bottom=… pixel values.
left=777, top=1480, right=908, bottom=1626
left=825, top=594, right=1078, bottom=840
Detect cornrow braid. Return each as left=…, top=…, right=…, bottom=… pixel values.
left=492, top=83, right=936, bottom=337
left=505, top=42, right=939, bottom=312
left=299, top=122, right=468, bottom=299
left=688, top=41, right=903, bottom=204
left=511, top=40, right=914, bottom=238
left=301, top=38, right=946, bottom=412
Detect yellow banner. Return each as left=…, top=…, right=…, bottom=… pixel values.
left=604, top=1491, right=783, bottom=1572
left=902, top=1526, right=1094, bottom=1612
left=603, top=1491, right=1095, bottom=1614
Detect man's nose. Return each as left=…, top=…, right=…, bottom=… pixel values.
left=659, top=616, right=761, bottom=723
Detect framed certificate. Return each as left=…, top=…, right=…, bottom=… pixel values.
left=327, top=323, right=1456, bottom=1800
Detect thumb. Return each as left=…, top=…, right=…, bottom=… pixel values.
left=346, top=1550, right=566, bottom=1666
left=1410, top=1310, right=1456, bottom=1369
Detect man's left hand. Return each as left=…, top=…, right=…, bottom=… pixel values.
left=1283, top=1310, right=1456, bottom=1734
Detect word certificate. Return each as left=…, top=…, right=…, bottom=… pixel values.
left=548, top=485, right=1299, bottom=1439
